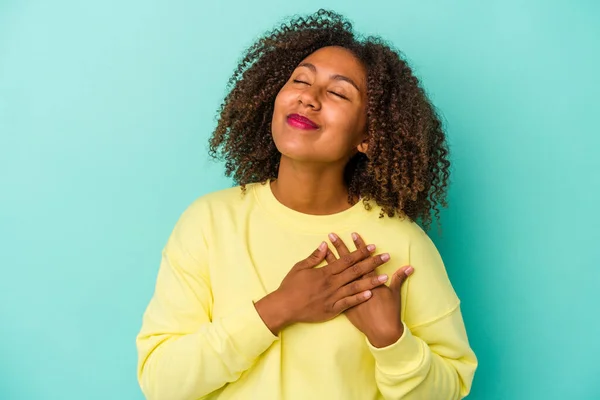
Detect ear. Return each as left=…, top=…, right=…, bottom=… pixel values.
left=356, top=139, right=369, bottom=154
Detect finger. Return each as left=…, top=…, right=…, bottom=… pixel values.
left=325, top=248, right=337, bottom=264
left=336, top=252, right=390, bottom=284
left=328, top=232, right=351, bottom=257
left=351, top=232, right=367, bottom=250
left=327, top=245, right=374, bottom=275
left=332, top=290, right=372, bottom=314
left=390, top=265, right=414, bottom=295
left=293, top=241, right=328, bottom=270
left=352, top=232, right=377, bottom=278
left=335, top=273, right=389, bottom=300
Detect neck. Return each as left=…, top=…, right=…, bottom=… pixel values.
left=270, top=156, right=358, bottom=215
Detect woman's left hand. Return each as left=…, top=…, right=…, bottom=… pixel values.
left=326, top=232, right=414, bottom=348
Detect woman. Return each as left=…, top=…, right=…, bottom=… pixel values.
left=136, top=9, right=477, bottom=400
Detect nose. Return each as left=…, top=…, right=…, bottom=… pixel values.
left=298, top=86, right=321, bottom=111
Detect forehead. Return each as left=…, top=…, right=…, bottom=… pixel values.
left=297, top=46, right=366, bottom=87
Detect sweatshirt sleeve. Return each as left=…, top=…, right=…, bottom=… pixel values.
left=367, top=305, right=477, bottom=399
left=367, top=228, right=478, bottom=399
left=135, top=200, right=278, bottom=400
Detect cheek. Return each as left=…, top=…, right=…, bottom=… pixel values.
left=273, top=91, right=282, bottom=113
left=328, top=105, right=363, bottom=137
left=272, top=89, right=294, bottom=135
left=273, top=90, right=292, bottom=121
left=274, top=86, right=295, bottom=107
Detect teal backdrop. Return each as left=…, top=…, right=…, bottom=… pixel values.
left=1, top=0, right=599, bottom=399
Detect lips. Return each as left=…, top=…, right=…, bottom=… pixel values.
left=287, top=113, right=319, bottom=130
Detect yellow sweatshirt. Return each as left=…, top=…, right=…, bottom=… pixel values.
left=136, top=181, right=477, bottom=400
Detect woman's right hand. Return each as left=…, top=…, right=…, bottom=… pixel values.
left=254, top=241, right=390, bottom=335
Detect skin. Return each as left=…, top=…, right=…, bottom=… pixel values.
left=269, top=45, right=369, bottom=214
left=254, top=46, right=414, bottom=347
left=327, top=232, right=414, bottom=348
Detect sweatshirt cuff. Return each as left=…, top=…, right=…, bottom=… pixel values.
left=219, top=300, right=279, bottom=363
left=366, top=321, right=426, bottom=375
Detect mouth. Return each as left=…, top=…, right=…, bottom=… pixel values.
left=286, top=113, right=319, bottom=130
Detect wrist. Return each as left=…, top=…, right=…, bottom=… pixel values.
left=366, top=323, right=405, bottom=348
left=254, top=290, right=293, bottom=335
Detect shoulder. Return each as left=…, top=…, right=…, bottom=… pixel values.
left=360, top=207, right=461, bottom=326
left=195, top=184, right=246, bottom=205
left=185, top=183, right=258, bottom=212
left=176, top=182, right=263, bottom=227
left=166, top=183, right=256, bottom=246
left=364, top=205, right=456, bottom=296
left=368, top=208, right=444, bottom=273
left=362, top=203, right=428, bottom=245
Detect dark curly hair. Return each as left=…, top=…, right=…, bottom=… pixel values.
left=209, top=9, right=451, bottom=233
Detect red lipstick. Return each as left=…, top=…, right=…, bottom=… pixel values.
left=287, top=114, right=319, bottom=130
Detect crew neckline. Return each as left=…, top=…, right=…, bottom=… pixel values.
left=252, top=179, right=373, bottom=234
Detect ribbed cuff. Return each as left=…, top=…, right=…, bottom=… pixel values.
left=366, top=321, right=426, bottom=375
left=219, top=300, right=279, bottom=363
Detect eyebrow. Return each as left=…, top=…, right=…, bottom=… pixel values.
left=298, top=62, right=361, bottom=93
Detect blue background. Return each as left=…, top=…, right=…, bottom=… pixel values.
left=1, top=1, right=599, bottom=399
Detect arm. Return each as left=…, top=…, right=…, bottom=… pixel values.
left=368, top=304, right=477, bottom=399
left=368, top=230, right=478, bottom=399
left=135, top=201, right=278, bottom=400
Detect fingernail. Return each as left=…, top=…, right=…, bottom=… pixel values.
left=381, top=253, right=390, bottom=262
left=364, top=290, right=372, bottom=298
left=351, top=232, right=358, bottom=241
left=378, top=274, right=388, bottom=282
left=328, top=233, right=337, bottom=242
left=318, top=241, right=327, bottom=251
left=405, top=266, right=414, bottom=276
left=367, top=244, right=376, bottom=252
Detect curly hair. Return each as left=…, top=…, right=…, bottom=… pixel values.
left=208, top=9, right=451, bottom=233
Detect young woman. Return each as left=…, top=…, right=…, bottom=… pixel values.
left=136, top=9, right=477, bottom=400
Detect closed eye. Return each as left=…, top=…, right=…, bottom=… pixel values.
left=329, top=91, right=347, bottom=100
left=293, top=80, right=348, bottom=100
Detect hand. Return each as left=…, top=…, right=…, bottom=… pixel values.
left=254, top=240, right=391, bottom=335
left=326, top=232, right=414, bottom=348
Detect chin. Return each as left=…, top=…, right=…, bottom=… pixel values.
left=272, top=125, right=333, bottom=163
left=276, top=146, right=318, bottom=162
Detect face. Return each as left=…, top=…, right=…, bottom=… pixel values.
left=271, top=46, right=368, bottom=165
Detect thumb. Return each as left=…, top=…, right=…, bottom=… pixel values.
left=295, top=241, right=328, bottom=270
left=390, top=265, right=414, bottom=294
